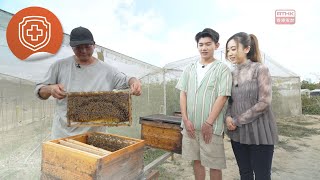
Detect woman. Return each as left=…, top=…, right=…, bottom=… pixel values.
left=225, top=32, right=278, bottom=180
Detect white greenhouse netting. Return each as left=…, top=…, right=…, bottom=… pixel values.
left=164, top=50, right=302, bottom=118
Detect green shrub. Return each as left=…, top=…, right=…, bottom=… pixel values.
left=301, top=96, right=320, bottom=114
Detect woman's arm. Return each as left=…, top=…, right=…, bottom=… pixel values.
left=234, top=65, right=272, bottom=125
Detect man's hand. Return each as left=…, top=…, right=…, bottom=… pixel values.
left=50, top=84, right=66, bottom=99
left=184, top=119, right=195, bottom=139
left=129, top=78, right=142, bottom=96
left=201, top=122, right=213, bottom=144
left=226, top=116, right=237, bottom=131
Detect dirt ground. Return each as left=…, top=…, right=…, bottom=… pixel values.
left=156, top=115, right=320, bottom=180
left=1, top=115, right=320, bottom=180
left=0, top=118, right=51, bottom=179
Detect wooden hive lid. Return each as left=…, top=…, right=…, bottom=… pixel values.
left=139, top=114, right=182, bottom=125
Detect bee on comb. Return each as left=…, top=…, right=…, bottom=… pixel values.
left=67, top=91, right=132, bottom=127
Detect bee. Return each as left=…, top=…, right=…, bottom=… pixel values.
left=67, top=91, right=132, bottom=127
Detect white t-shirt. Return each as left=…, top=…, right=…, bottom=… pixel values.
left=196, top=61, right=213, bottom=88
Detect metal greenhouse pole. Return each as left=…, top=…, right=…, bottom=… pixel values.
left=163, top=69, right=166, bottom=115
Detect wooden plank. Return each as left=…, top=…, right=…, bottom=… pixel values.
left=43, top=141, right=101, bottom=159
left=97, top=147, right=144, bottom=180
left=140, top=120, right=182, bottom=130
left=128, top=90, right=132, bottom=126
left=50, top=133, right=88, bottom=144
left=59, top=140, right=107, bottom=156
left=99, top=138, right=145, bottom=163
left=65, top=139, right=112, bottom=155
left=68, top=122, right=131, bottom=127
left=41, top=163, right=94, bottom=180
left=146, top=170, right=160, bottom=180
left=143, top=152, right=173, bottom=175
left=42, top=142, right=99, bottom=175
left=70, top=134, right=88, bottom=143
left=140, top=114, right=182, bottom=124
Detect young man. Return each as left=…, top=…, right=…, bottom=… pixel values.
left=35, top=26, right=142, bottom=139
left=176, top=28, right=232, bottom=180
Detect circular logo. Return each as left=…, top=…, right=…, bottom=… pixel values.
left=6, top=6, right=63, bottom=60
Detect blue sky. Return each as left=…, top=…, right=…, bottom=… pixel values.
left=0, top=0, right=320, bottom=81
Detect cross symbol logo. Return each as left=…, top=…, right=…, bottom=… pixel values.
left=26, top=25, right=43, bottom=41
left=18, top=16, right=51, bottom=51
left=6, top=6, right=63, bottom=60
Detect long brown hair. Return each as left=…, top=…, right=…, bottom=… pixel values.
left=225, top=32, right=262, bottom=62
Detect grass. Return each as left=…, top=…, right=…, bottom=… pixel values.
left=276, top=115, right=320, bottom=151
left=294, top=121, right=318, bottom=126
left=143, top=147, right=176, bottom=179
left=277, top=122, right=319, bottom=137
left=277, top=122, right=320, bottom=138
left=297, top=142, right=310, bottom=147
left=157, top=166, right=175, bottom=180
left=277, top=115, right=320, bottom=138
left=277, top=139, right=299, bottom=152
left=143, top=147, right=186, bottom=179
left=143, top=147, right=167, bottom=165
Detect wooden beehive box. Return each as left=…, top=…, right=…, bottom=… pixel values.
left=67, top=91, right=132, bottom=127
left=139, top=114, right=182, bottom=154
left=41, top=132, right=145, bottom=180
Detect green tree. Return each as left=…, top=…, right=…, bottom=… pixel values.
left=301, top=80, right=320, bottom=90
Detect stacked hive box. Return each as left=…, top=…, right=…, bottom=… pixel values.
left=140, top=114, right=182, bottom=154
left=41, top=132, right=145, bottom=180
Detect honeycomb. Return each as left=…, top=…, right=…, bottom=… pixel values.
left=67, top=91, right=131, bottom=127
left=87, top=133, right=136, bottom=152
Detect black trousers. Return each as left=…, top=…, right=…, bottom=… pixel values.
left=231, top=140, right=274, bottom=180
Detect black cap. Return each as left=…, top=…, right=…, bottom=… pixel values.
left=69, top=27, right=95, bottom=47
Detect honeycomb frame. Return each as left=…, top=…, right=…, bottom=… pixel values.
left=66, top=91, right=132, bottom=127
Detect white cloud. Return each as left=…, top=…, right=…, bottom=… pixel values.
left=1, top=0, right=320, bottom=81
left=115, top=6, right=165, bottom=35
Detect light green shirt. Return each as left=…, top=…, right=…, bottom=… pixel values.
left=176, top=60, right=232, bottom=135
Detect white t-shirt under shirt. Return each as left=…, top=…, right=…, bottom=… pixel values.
left=196, top=61, right=213, bottom=88
left=35, top=56, right=131, bottom=139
